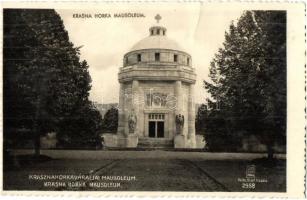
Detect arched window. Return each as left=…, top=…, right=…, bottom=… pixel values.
left=157, top=29, right=160, bottom=35
left=187, top=57, right=190, bottom=66
left=137, top=54, right=141, bottom=62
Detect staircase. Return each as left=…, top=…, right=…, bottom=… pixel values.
left=137, top=137, right=174, bottom=148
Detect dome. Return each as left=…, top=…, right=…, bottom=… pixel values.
left=129, top=35, right=185, bottom=53
left=123, top=19, right=192, bottom=67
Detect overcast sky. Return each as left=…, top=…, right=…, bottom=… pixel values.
left=56, top=5, right=244, bottom=104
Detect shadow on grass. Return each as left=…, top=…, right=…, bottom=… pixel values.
left=251, top=157, right=286, bottom=168
left=4, top=151, right=54, bottom=171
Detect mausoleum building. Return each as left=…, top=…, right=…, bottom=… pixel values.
left=103, top=15, right=204, bottom=148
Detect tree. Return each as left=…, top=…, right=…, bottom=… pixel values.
left=3, top=9, right=99, bottom=155
left=101, top=107, right=118, bottom=133
left=195, top=104, right=209, bottom=135
left=196, top=103, right=239, bottom=151
left=204, top=11, right=286, bottom=158
left=57, top=102, right=103, bottom=148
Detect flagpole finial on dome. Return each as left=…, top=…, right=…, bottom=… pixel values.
left=155, top=14, right=162, bottom=23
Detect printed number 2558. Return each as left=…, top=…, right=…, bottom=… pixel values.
left=242, top=183, right=255, bottom=189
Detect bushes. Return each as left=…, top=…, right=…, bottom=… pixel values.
left=204, top=133, right=242, bottom=152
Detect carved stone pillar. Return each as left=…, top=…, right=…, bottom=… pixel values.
left=117, top=83, right=125, bottom=136
left=175, top=80, right=183, bottom=115
left=131, top=80, right=139, bottom=134
left=132, top=80, right=139, bottom=110
left=188, top=84, right=196, bottom=147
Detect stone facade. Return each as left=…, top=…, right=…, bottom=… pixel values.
left=103, top=20, right=198, bottom=148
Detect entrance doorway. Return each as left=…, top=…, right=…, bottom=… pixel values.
left=148, top=114, right=165, bottom=138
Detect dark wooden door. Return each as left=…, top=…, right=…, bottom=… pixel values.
left=149, top=121, right=156, bottom=137
left=157, top=121, right=164, bottom=138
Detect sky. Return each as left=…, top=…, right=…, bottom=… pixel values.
left=56, top=5, right=244, bottom=104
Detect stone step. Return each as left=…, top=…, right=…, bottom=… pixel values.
left=138, top=138, right=174, bottom=148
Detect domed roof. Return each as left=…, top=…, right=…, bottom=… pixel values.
left=129, top=35, right=185, bottom=52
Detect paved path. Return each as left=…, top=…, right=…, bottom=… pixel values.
left=81, top=158, right=229, bottom=191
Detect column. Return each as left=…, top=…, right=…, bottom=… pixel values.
left=175, top=80, right=183, bottom=115
left=174, top=80, right=186, bottom=148
left=117, top=83, right=125, bottom=136
left=188, top=84, right=196, bottom=147
left=131, top=80, right=139, bottom=134
left=174, top=80, right=185, bottom=137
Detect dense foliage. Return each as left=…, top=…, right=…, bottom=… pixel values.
left=4, top=9, right=103, bottom=153
left=202, top=11, right=286, bottom=156
left=101, top=107, right=118, bottom=133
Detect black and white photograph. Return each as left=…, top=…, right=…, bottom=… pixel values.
left=1, top=3, right=305, bottom=196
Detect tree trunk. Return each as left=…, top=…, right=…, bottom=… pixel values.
left=266, top=131, right=275, bottom=161
left=33, top=97, right=41, bottom=158
left=33, top=120, right=41, bottom=158
left=34, top=132, right=40, bottom=157
left=267, top=144, right=274, bottom=160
